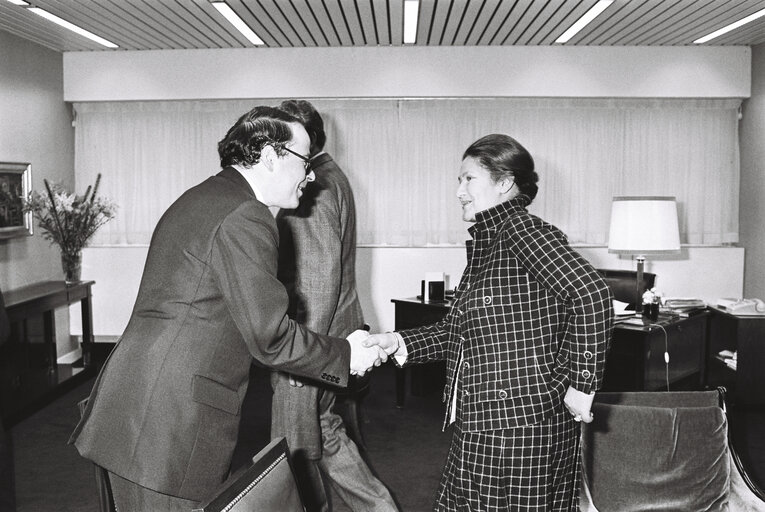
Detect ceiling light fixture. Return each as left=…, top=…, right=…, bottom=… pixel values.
left=555, top=0, right=613, bottom=43
left=403, top=0, right=419, bottom=44
left=212, top=1, right=264, bottom=46
left=693, top=7, right=765, bottom=44
left=6, top=0, right=30, bottom=6
left=27, top=7, right=118, bottom=48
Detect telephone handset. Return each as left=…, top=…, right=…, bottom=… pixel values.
left=717, top=298, right=765, bottom=316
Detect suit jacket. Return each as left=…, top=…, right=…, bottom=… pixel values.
left=272, top=152, right=364, bottom=459
left=70, top=167, right=350, bottom=501
left=400, top=196, right=613, bottom=432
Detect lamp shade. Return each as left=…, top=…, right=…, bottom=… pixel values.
left=607, top=196, right=681, bottom=255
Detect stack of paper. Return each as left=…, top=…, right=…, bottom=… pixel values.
left=662, top=298, right=706, bottom=316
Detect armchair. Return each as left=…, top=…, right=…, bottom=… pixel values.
left=580, top=389, right=765, bottom=511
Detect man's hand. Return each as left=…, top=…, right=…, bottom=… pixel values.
left=347, top=330, right=387, bottom=376
left=363, top=332, right=400, bottom=356
left=563, top=386, right=595, bottom=423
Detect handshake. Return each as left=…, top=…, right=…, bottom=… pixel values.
left=347, top=329, right=401, bottom=376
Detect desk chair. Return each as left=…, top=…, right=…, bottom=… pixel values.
left=580, top=389, right=765, bottom=511
left=193, top=437, right=304, bottom=512
left=76, top=398, right=116, bottom=512
left=596, top=268, right=656, bottom=309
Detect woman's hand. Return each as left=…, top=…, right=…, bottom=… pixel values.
left=563, top=386, right=595, bottom=423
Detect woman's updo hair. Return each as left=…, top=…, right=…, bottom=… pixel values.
left=462, top=134, right=539, bottom=201
left=218, top=106, right=299, bottom=168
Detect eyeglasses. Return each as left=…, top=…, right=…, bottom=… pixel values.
left=281, top=146, right=312, bottom=174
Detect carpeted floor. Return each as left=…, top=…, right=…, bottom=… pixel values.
left=10, top=361, right=450, bottom=512
left=10, top=360, right=765, bottom=511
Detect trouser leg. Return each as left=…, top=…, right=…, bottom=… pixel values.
left=318, top=395, right=398, bottom=512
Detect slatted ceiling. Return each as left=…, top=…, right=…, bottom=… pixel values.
left=472, top=1, right=510, bottom=45
left=387, top=0, right=402, bottom=46
left=456, top=1, right=489, bottom=46
left=522, top=1, right=566, bottom=45
left=3, top=0, right=765, bottom=52
left=504, top=0, right=547, bottom=45
left=662, top=3, right=743, bottom=45
left=627, top=2, right=704, bottom=46
left=305, top=0, right=338, bottom=46
left=372, top=0, right=390, bottom=45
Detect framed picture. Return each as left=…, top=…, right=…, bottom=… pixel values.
left=0, top=162, right=32, bottom=239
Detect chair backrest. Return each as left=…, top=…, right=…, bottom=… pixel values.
left=193, top=437, right=304, bottom=512
left=596, top=268, right=657, bottom=307
left=580, top=390, right=730, bottom=512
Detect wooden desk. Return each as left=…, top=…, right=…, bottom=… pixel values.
left=391, top=297, right=451, bottom=407
left=603, top=312, right=708, bottom=391
left=391, top=298, right=708, bottom=406
left=1, top=280, right=96, bottom=426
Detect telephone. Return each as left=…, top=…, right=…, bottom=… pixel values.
left=717, top=298, right=765, bottom=316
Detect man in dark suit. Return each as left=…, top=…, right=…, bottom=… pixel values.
left=271, top=100, right=397, bottom=511
left=70, top=106, right=385, bottom=511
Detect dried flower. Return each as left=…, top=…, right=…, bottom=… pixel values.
left=23, top=174, right=116, bottom=255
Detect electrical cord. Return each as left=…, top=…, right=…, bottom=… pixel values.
left=647, top=323, right=670, bottom=391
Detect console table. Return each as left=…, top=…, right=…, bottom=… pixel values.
left=391, top=297, right=709, bottom=406
left=0, top=280, right=96, bottom=426
left=706, top=307, right=765, bottom=406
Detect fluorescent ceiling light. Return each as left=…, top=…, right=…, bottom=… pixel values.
left=694, top=7, right=765, bottom=44
left=555, top=0, right=613, bottom=43
left=6, top=0, right=29, bottom=6
left=212, top=1, right=264, bottom=46
left=403, top=0, right=419, bottom=44
left=28, top=7, right=118, bottom=48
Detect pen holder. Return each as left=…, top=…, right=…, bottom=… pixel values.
left=642, top=302, right=659, bottom=321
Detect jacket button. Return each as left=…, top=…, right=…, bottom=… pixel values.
left=462, top=361, right=470, bottom=371
left=498, top=389, right=508, bottom=399
left=483, top=296, right=492, bottom=305
left=582, top=370, right=592, bottom=379
left=462, top=389, right=469, bottom=397
left=584, top=351, right=593, bottom=360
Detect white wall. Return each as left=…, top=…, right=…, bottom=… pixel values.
left=63, top=46, right=750, bottom=101
left=740, top=43, right=765, bottom=300
left=73, top=245, right=744, bottom=337
left=0, top=30, right=77, bottom=357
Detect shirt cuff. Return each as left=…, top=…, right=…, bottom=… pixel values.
left=392, top=332, right=408, bottom=366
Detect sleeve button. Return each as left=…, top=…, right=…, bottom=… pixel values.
left=498, top=389, right=508, bottom=399
left=483, top=296, right=492, bottom=305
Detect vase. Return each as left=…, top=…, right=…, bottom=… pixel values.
left=61, top=251, right=82, bottom=284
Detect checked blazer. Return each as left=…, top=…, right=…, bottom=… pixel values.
left=399, top=195, right=613, bottom=432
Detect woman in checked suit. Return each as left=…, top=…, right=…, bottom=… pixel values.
left=369, top=134, right=613, bottom=510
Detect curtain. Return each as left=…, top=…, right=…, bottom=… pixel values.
left=74, top=98, right=740, bottom=247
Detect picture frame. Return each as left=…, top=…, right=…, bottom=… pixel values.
left=0, top=162, right=33, bottom=239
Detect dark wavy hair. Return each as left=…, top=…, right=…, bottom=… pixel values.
left=218, top=106, right=299, bottom=168
left=278, top=99, right=326, bottom=156
left=462, top=134, right=539, bottom=201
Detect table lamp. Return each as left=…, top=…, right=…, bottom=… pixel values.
left=607, top=196, right=681, bottom=315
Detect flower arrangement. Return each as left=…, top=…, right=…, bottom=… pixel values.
left=24, top=174, right=116, bottom=282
